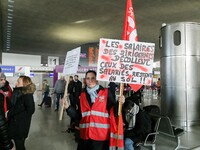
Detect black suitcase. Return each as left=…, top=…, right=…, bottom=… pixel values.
left=45, top=96, right=51, bottom=107
left=143, top=105, right=160, bottom=115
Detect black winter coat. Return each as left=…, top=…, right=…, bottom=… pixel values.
left=0, top=93, right=13, bottom=150
left=7, top=84, right=35, bottom=139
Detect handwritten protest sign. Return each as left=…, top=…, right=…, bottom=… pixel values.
left=97, top=38, right=155, bottom=85
left=63, top=47, right=81, bottom=76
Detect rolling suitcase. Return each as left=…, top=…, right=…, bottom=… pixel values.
left=45, top=96, right=51, bottom=107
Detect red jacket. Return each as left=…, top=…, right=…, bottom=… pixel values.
left=79, top=88, right=110, bottom=140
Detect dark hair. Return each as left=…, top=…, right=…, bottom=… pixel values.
left=74, top=75, right=79, bottom=78
left=69, top=76, right=73, bottom=79
left=85, top=70, right=96, bottom=77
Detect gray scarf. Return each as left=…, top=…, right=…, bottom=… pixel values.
left=86, top=85, right=99, bottom=103
left=125, top=104, right=139, bottom=130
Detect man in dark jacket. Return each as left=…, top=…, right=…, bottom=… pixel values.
left=0, top=85, right=14, bottom=150
left=72, top=75, right=82, bottom=106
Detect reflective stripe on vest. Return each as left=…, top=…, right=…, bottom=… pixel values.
left=82, top=110, right=109, bottom=118
left=79, top=122, right=110, bottom=129
left=110, top=132, right=124, bottom=139
left=109, top=147, right=124, bottom=150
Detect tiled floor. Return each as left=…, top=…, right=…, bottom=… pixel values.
left=25, top=98, right=200, bottom=150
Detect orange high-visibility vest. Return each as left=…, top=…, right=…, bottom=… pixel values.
left=79, top=88, right=110, bottom=140
left=109, top=107, right=124, bottom=150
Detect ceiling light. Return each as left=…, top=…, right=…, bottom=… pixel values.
left=8, top=5, right=14, bottom=8
left=8, top=0, right=15, bottom=3
left=7, top=19, right=13, bottom=22
left=8, top=9, right=13, bottom=12
left=8, top=13, right=13, bottom=16
left=73, top=19, right=91, bottom=24
left=8, top=16, right=13, bottom=19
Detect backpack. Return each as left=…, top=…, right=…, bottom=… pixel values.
left=143, top=105, right=160, bottom=115
left=140, top=110, right=152, bottom=133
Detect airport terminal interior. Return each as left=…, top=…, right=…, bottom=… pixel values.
left=1, top=0, right=200, bottom=150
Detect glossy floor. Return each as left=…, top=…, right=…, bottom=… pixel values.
left=25, top=103, right=200, bottom=150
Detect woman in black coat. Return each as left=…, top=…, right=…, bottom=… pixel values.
left=0, top=92, right=14, bottom=150
left=7, top=76, right=36, bottom=150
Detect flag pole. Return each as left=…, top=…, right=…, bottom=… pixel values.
left=116, top=83, right=124, bottom=147
left=59, top=75, right=69, bottom=120
left=117, top=0, right=137, bottom=147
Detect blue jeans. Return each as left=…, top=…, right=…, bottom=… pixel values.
left=56, top=93, right=64, bottom=110
left=125, top=138, right=134, bottom=150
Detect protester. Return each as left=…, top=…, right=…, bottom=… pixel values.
left=38, top=79, right=50, bottom=107
left=54, top=76, right=66, bottom=111
left=7, top=76, right=36, bottom=150
left=62, top=70, right=125, bottom=150
left=0, top=74, right=14, bottom=150
left=0, top=73, right=13, bottom=101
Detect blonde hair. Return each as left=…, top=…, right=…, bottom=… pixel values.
left=19, top=75, right=33, bottom=87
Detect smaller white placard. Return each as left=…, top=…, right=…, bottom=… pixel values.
left=63, top=47, right=81, bottom=76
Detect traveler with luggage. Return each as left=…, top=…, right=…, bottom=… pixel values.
left=38, top=79, right=50, bottom=107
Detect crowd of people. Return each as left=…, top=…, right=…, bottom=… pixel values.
left=0, top=68, right=157, bottom=150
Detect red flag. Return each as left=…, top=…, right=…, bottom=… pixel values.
left=122, top=0, right=142, bottom=92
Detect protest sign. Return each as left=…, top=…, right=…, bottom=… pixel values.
left=63, top=47, right=81, bottom=76
left=97, top=38, right=155, bottom=86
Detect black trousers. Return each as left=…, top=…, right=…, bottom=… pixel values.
left=14, top=138, right=26, bottom=150
left=77, top=139, right=109, bottom=150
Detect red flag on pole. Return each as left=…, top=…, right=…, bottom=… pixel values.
left=122, top=0, right=142, bottom=92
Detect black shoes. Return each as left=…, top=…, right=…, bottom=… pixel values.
left=38, top=104, right=42, bottom=107
left=66, top=128, right=75, bottom=133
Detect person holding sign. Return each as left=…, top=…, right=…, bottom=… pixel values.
left=62, top=70, right=125, bottom=150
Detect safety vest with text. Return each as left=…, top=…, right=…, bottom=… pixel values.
left=79, top=88, right=110, bottom=140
